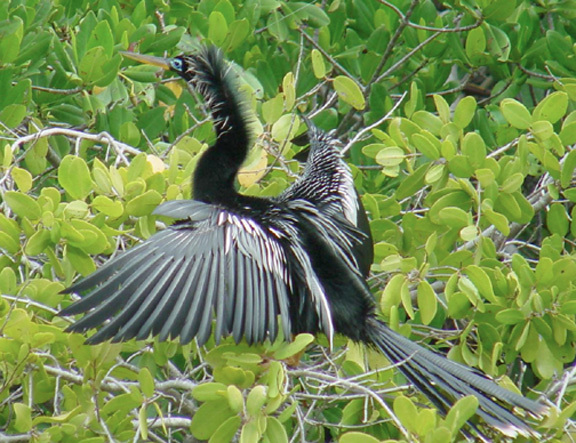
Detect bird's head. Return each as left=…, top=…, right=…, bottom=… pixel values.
left=120, top=51, right=188, bottom=77
left=120, top=49, right=227, bottom=97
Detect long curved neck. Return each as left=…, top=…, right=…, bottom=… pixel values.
left=193, top=133, right=247, bottom=204
left=182, top=49, right=250, bottom=205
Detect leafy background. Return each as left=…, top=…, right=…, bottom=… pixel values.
left=1, top=0, right=576, bottom=441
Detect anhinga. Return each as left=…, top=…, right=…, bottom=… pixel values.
left=59, top=46, right=545, bottom=438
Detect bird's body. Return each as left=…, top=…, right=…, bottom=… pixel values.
left=60, top=46, right=545, bottom=439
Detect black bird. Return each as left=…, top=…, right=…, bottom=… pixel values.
left=286, top=124, right=374, bottom=278
left=60, top=46, right=545, bottom=439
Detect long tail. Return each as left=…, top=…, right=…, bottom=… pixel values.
left=365, top=318, right=546, bottom=438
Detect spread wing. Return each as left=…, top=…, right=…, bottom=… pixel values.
left=60, top=200, right=334, bottom=346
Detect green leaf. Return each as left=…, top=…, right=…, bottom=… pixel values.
left=396, top=163, right=427, bottom=200
left=433, top=94, right=450, bottom=123
left=561, top=149, right=576, bottom=188
left=0, top=17, right=23, bottom=64
left=453, top=96, right=476, bottom=129
left=78, top=46, right=106, bottom=84
left=415, top=408, right=438, bottom=437
left=267, top=10, right=289, bottom=41
left=412, top=112, right=443, bottom=135
left=500, top=172, right=524, bottom=194
left=301, top=3, right=330, bottom=27
left=224, top=19, right=250, bottom=52
left=429, top=191, right=471, bottom=224
left=13, top=403, right=32, bottom=433
left=476, top=168, right=495, bottom=187
left=458, top=276, right=483, bottom=310
left=87, top=20, right=114, bottom=56
left=65, top=245, right=96, bottom=276
left=63, top=201, right=90, bottom=219
left=496, top=308, right=525, bottom=325
left=375, top=146, right=404, bottom=167
left=333, top=76, right=365, bottom=110
left=282, top=72, right=295, bottom=111
left=445, top=395, right=478, bottom=433
left=262, top=95, right=284, bottom=125
left=465, top=26, right=486, bottom=64
left=461, top=132, right=486, bottom=169
left=381, top=273, right=405, bottom=315
left=190, top=399, right=235, bottom=440
left=246, top=385, right=267, bottom=416
left=393, top=395, right=418, bottom=433
left=482, top=205, right=510, bottom=236
left=311, top=49, right=326, bottom=79
left=68, top=220, right=108, bottom=254
left=240, top=419, right=263, bottom=443
left=547, top=203, right=569, bottom=236
left=209, top=416, right=242, bottom=443
left=273, top=333, right=314, bottom=360
left=533, top=91, right=568, bottom=124
left=209, top=11, right=228, bottom=46
left=25, top=229, right=50, bottom=256
left=125, top=190, right=162, bottom=216
left=531, top=120, right=554, bottom=140
left=138, top=367, right=155, bottom=398
left=361, top=143, right=385, bottom=159
left=192, top=382, right=228, bottom=402
left=340, top=432, right=381, bottom=443
left=534, top=340, right=561, bottom=379
left=400, top=276, right=414, bottom=319
left=139, top=403, right=148, bottom=440
left=263, top=417, right=288, bottom=443
left=500, top=98, right=532, bottom=129
left=465, top=265, right=496, bottom=303
left=483, top=0, right=518, bottom=21
left=226, top=385, right=244, bottom=413
left=484, top=24, right=511, bottom=61
left=437, top=206, right=470, bottom=229
left=0, top=231, right=19, bottom=255
left=92, top=195, right=124, bottom=218
left=417, top=281, right=437, bottom=325
left=10, top=167, right=32, bottom=192
left=58, top=155, right=93, bottom=200
left=4, top=191, right=42, bottom=220
left=123, top=65, right=164, bottom=83
left=0, top=104, right=26, bottom=128
left=559, top=121, right=576, bottom=145
left=412, top=132, right=440, bottom=159
left=425, top=163, right=446, bottom=184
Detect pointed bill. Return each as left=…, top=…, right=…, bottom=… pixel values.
left=120, top=51, right=171, bottom=70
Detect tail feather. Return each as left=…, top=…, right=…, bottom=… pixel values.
left=366, top=318, right=545, bottom=438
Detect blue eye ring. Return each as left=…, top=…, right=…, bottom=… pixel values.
left=170, top=58, right=184, bottom=72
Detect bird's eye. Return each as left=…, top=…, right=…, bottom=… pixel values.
left=170, top=58, right=184, bottom=72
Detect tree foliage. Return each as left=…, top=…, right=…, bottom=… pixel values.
left=1, top=0, right=576, bottom=441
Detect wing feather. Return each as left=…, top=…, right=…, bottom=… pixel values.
left=138, top=258, right=192, bottom=338
left=84, top=259, right=173, bottom=343
left=213, top=248, right=227, bottom=342
left=232, top=250, right=246, bottom=343
left=159, top=258, right=201, bottom=341
left=113, top=258, right=185, bottom=341
left=243, top=251, right=255, bottom=344
left=61, top=200, right=338, bottom=346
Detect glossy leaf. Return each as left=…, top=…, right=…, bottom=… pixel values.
left=501, top=99, right=531, bottom=129
left=333, top=76, right=365, bottom=110
left=532, top=91, right=568, bottom=124
left=417, top=280, right=438, bottom=325
left=58, top=156, right=93, bottom=201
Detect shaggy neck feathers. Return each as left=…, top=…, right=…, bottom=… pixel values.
left=174, top=48, right=250, bottom=205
